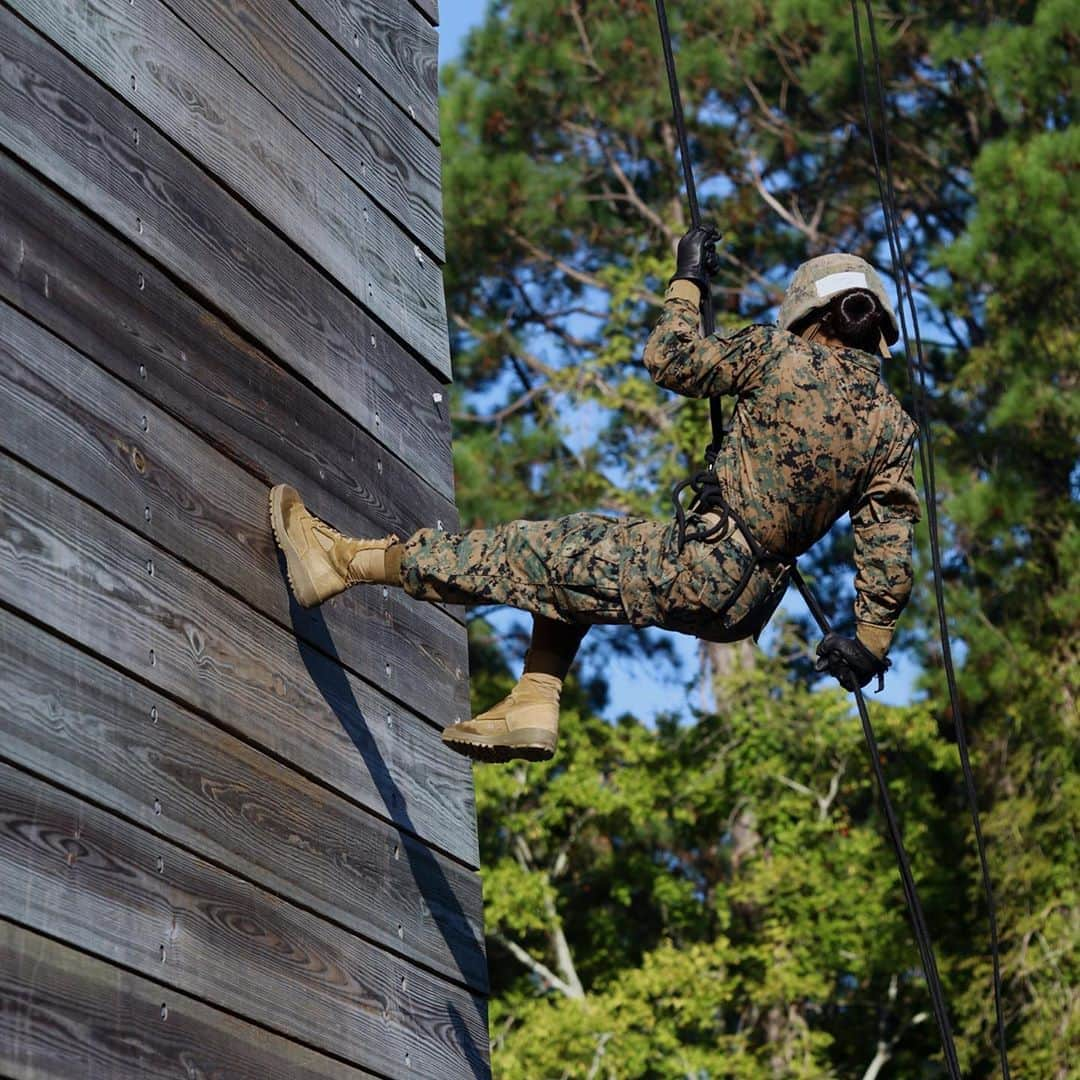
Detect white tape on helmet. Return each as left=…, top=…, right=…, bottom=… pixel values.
left=814, top=271, right=869, bottom=298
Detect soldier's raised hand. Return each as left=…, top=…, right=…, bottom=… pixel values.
left=671, top=224, right=722, bottom=290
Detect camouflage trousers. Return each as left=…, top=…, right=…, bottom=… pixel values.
left=400, top=512, right=790, bottom=642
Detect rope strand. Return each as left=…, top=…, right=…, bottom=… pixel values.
left=654, top=1, right=969, bottom=1073
left=854, top=4, right=1010, bottom=1074
left=791, top=567, right=960, bottom=1080
left=653, top=0, right=724, bottom=464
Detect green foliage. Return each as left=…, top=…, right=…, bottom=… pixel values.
left=475, top=640, right=971, bottom=1076
left=443, top=0, right=1078, bottom=1074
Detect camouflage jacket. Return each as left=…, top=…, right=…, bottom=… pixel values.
left=643, top=280, right=921, bottom=658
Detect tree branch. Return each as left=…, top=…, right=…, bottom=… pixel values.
left=585, top=1032, right=613, bottom=1080
left=508, top=228, right=664, bottom=307
left=861, top=973, right=928, bottom=1080
left=564, top=116, right=672, bottom=241
left=776, top=760, right=845, bottom=821
left=543, top=884, right=585, bottom=998
left=491, top=931, right=583, bottom=999
left=452, top=383, right=547, bottom=426
left=567, top=0, right=603, bottom=78
left=748, top=156, right=821, bottom=244
left=510, top=832, right=586, bottom=998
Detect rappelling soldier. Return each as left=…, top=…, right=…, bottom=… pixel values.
left=270, top=226, right=920, bottom=763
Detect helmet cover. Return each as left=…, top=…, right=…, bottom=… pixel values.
left=778, top=253, right=899, bottom=345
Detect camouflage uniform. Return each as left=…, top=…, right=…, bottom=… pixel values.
left=402, top=509, right=788, bottom=643
left=401, top=280, right=920, bottom=655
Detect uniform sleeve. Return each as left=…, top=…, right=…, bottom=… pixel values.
left=642, top=280, right=775, bottom=398
left=850, top=423, right=921, bottom=659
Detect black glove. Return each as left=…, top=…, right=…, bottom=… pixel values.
left=671, top=224, right=722, bottom=290
left=815, top=633, right=890, bottom=693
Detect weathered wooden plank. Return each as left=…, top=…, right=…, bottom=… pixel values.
left=0, top=609, right=486, bottom=991
left=10, top=0, right=450, bottom=363
left=0, top=150, right=458, bottom=536
left=0, top=452, right=479, bottom=868
left=0, top=919, right=380, bottom=1080
left=166, top=0, right=443, bottom=253
left=0, top=297, right=471, bottom=734
left=294, top=0, right=439, bottom=141
left=406, top=0, right=440, bottom=32
left=0, top=10, right=456, bottom=487
left=0, top=765, right=491, bottom=1078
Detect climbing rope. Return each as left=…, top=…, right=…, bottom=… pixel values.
left=651, top=2, right=1013, bottom=1075
left=790, top=573, right=963, bottom=1080
left=850, top=3, right=1010, bottom=1074
left=653, top=0, right=724, bottom=465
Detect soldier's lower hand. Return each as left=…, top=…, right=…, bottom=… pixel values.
left=671, top=224, right=722, bottom=290
left=815, top=633, right=890, bottom=692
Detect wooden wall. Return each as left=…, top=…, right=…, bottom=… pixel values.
left=0, top=0, right=489, bottom=1076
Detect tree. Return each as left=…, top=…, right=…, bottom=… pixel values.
left=475, top=629, right=968, bottom=1077
left=443, top=1, right=1078, bottom=1074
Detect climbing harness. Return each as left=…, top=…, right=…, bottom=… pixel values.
left=671, top=471, right=790, bottom=628
left=653, top=2, right=1010, bottom=1076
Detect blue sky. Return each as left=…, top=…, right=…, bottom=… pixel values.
left=438, top=2, right=487, bottom=66
left=433, top=1, right=920, bottom=720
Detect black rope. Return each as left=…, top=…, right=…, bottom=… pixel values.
left=794, top=569, right=962, bottom=1080
left=845, top=15, right=960, bottom=1076
left=653, top=0, right=724, bottom=466
left=653, top=2, right=967, bottom=1073
left=853, top=4, right=1010, bottom=1074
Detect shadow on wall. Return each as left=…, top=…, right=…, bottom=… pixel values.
left=280, top=555, right=490, bottom=1080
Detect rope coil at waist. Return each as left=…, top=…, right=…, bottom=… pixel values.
left=671, top=469, right=789, bottom=626
left=670, top=469, right=775, bottom=559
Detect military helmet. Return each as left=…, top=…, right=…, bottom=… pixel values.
left=778, top=253, right=899, bottom=345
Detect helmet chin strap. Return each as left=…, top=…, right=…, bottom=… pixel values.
left=798, top=319, right=846, bottom=351
left=798, top=321, right=830, bottom=345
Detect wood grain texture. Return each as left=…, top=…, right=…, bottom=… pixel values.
left=0, top=297, right=471, bottom=733
left=0, top=10, right=456, bottom=483
left=0, top=150, right=457, bottom=524
left=0, top=452, right=479, bottom=868
left=0, top=0, right=486, bottom=1067
left=0, top=609, right=486, bottom=991
left=0, top=765, right=490, bottom=1078
left=165, top=0, right=442, bottom=254
left=293, top=0, right=439, bottom=141
left=0, top=919, right=380, bottom=1080
left=405, top=0, right=439, bottom=31
left=9, top=0, right=450, bottom=362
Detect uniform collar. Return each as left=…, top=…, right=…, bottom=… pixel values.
left=800, top=335, right=881, bottom=375
left=835, top=346, right=882, bottom=375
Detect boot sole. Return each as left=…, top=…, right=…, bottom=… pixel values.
left=269, top=485, right=323, bottom=608
left=441, top=727, right=557, bottom=764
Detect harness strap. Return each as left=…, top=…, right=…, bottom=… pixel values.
left=670, top=470, right=788, bottom=625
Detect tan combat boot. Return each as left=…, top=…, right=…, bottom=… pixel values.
left=441, top=673, right=561, bottom=763
left=270, top=484, right=399, bottom=608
